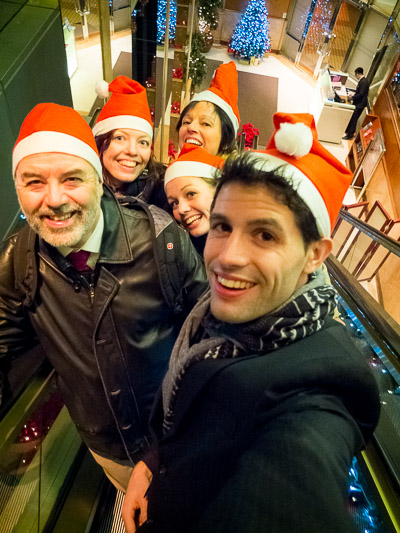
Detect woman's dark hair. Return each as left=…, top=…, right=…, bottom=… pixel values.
left=95, top=130, right=165, bottom=198
left=176, top=100, right=237, bottom=155
left=212, top=153, right=321, bottom=247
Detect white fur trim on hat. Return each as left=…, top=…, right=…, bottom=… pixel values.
left=275, top=122, right=313, bottom=159
left=95, top=79, right=111, bottom=99
left=191, top=90, right=239, bottom=134
left=164, top=161, right=217, bottom=188
left=13, top=131, right=103, bottom=181
left=92, top=116, right=153, bottom=138
left=249, top=153, right=331, bottom=237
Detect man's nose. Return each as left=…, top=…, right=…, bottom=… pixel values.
left=45, top=182, right=67, bottom=208
left=218, top=233, right=248, bottom=268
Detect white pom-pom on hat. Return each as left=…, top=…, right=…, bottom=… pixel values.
left=275, top=122, right=313, bottom=159
left=95, top=80, right=110, bottom=99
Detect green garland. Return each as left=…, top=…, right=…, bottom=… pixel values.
left=185, top=33, right=207, bottom=89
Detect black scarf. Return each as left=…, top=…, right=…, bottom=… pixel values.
left=162, top=268, right=337, bottom=433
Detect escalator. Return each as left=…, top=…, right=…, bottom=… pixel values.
left=1, top=205, right=400, bottom=532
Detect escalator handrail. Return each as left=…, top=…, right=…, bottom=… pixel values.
left=327, top=255, right=400, bottom=511
left=339, top=209, right=400, bottom=258
left=89, top=108, right=102, bottom=129
left=326, top=255, right=400, bottom=373
left=0, top=368, right=56, bottom=461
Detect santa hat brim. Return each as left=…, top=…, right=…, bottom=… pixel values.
left=248, top=153, right=331, bottom=237
left=13, top=131, right=103, bottom=180
left=164, top=161, right=218, bottom=187
left=93, top=115, right=153, bottom=138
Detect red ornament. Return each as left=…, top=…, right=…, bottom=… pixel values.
left=168, top=140, right=178, bottom=159
left=172, top=67, right=184, bottom=80
left=171, top=101, right=181, bottom=114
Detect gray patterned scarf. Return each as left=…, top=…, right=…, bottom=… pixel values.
left=162, top=268, right=337, bottom=433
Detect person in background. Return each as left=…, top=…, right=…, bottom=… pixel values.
left=94, top=76, right=168, bottom=209
left=121, top=113, right=380, bottom=532
left=176, top=62, right=239, bottom=157
left=343, top=67, right=370, bottom=141
left=164, top=143, right=224, bottom=256
left=0, top=103, right=207, bottom=493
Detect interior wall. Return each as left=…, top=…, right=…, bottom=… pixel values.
left=346, top=9, right=388, bottom=75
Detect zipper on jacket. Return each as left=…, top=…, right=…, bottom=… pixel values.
left=88, top=280, right=95, bottom=303
left=78, top=272, right=95, bottom=304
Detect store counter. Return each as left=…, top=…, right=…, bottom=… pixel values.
left=310, top=69, right=355, bottom=144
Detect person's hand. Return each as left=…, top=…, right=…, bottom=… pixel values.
left=122, top=461, right=153, bottom=533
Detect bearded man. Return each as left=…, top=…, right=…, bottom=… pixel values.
left=0, top=103, right=207, bottom=492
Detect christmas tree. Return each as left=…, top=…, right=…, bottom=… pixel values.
left=157, top=0, right=177, bottom=44
left=230, top=0, right=271, bottom=59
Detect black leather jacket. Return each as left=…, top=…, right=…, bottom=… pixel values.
left=0, top=188, right=207, bottom=462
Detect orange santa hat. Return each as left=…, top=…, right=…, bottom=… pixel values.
left=164, top=143, right=224, bottom=188
left=190, top=61, right=240, bottom=135
left=13, top=102, right=103, bottom=180
left=249, top=112, right=353, bottom=237
left=93, top=76, right=153, bottom=139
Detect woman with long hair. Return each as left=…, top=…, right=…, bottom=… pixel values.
left=93, top=76, right=167, bottom=209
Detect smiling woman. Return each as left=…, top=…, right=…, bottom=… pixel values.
left=164, top=143, right=224, bottom=255
left=176, top=62, right=240, bottom=157
left=93, top=76, right=168, bottom=209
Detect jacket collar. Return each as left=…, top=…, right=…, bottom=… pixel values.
left=98, top=185, right=134, bottom=264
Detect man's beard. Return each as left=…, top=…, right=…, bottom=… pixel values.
left=23, top=193, right=102, bottom=248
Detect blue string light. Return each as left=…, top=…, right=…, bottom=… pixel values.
left=299, top=0, right=332, bottom=46
left=230, top=0, right=271, bottom=59
left=302, top=0, right=317, bottom=39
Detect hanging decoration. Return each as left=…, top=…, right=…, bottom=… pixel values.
left=299, top=0, right=332, bottom=48
left=301, top=0, right=318, bottom=39
left=229, top=0, right=271, bottom=61
left=157, top=0, right=177, bottom=44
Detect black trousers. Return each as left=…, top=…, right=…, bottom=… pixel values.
left=345, top=107, right=364, bottom=136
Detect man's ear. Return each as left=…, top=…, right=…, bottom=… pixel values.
left=303, top=238, right=333, bottom=275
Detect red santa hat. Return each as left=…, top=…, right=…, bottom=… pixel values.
left=164, top=143, right=224, bottom=188
left=93, top=76, right=153, bottom=138
left=13, top=102, right=103, bottom=180
left=249, top=112, right=353, bottom=237
left=190, top=61, right=240, bottom=134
